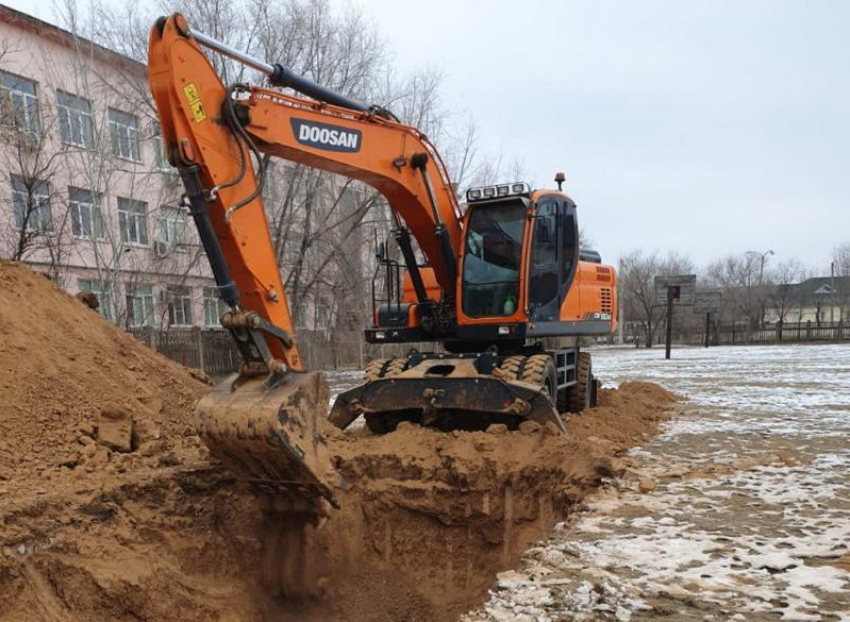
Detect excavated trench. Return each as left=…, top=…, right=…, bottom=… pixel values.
left=1, top=382, right=676, bottom=622
left=249, top=379, right=677, bottom=622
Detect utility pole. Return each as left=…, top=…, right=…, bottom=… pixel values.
left=831, top=261, right=836, bottom=324
left=747, top=249, right=775, bottom=325
left=617, top=304, right=624, bottom=345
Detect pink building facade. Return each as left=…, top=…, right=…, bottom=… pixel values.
left=0, top=4, right=223, bottom=329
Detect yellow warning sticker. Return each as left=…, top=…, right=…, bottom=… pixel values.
left=182, top=83, right=206, bottom=122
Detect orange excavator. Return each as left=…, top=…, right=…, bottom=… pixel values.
left=148, top=15, right=617, bottom=515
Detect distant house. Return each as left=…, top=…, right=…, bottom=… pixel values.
left=764, top=276, right=850, bottom=324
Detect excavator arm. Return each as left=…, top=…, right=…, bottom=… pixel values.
left=149, top=14, right=461, bottom=375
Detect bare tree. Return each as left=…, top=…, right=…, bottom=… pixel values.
left=704, top=252, right=774, bottom=328
left=0, top=34, right=83, bottom=285
left=619, top=249, right=694, bottom=347
left=766, top=258, right=808, bottom=324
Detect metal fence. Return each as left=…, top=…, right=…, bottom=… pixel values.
left=132, top=321, right=850, bottom=377
left=676, top=321, right=849, bottom=347
left=130, top=326, right=431, bottom=377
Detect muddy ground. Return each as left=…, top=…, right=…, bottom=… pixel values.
left=465, top=344, right=850, bottom=622
left=0, top=262, right=678, bottom=622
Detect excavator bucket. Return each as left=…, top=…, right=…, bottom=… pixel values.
left=195, top=371, right=338, bottom=512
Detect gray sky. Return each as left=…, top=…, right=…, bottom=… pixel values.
left=8, top=0, right=850, bottom=272
left=356, top=0, right=850, bottom=272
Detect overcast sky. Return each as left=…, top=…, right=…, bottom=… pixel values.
left=8, top=0, right=850, bottom=272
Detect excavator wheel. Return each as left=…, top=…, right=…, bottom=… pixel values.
left=383, top=358, right=408, bottom=378
left=363, top=357, right=408, bottom=382
left=566, top=352, right=594, bottom=413
left=495, top=355, right=526, bottom=381
left=363, top=358, right=391, bottom=382
left=519, top=354, right=557, bottom=404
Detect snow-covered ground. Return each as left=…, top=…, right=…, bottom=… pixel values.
left=465, top=343, right=850, bottom=622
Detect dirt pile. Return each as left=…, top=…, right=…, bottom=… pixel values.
left=0, top=261, right=680, bottom=622
left=0, top=261, right=210, bottom=486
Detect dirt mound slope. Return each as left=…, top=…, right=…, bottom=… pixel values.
left=0, top=261, right=210, bottom=485
left=0, top=262, right=680, bottom=622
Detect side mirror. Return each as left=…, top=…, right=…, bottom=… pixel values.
left=376, top=241, right=386, bottom=261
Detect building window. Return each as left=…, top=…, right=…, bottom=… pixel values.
left=126, top=284, right=155, bottom=327
left=203, top=287, right=225, bottom=326
left=78, top=278, right=114, bottom=322
left=57, top=90, right=94, bottom=148
left=68, top=187, right=103, bottom=239
left=0, top=70, right=40, bottom=135
left=117, top=197, right=148, bottom=245
left=158, top=206, right=186, bottom=247
left=11, top=176, right=52, bottom=232
left=152, top=124, right=174, bottom=171
left=167, top=286, right=192, bottom=326
left=314, top=296, right=331, bottom=330
left=108, top=108, right=140, bottom=161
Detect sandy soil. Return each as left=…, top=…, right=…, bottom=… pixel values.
left=0, top=262, right=678, bottom=622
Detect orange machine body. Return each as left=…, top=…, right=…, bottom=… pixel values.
left=149, top=14, right=616, bottom=365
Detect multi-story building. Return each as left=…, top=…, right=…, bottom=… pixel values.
left=0, top=4, right=226, bottom=329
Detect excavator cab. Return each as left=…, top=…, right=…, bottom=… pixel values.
left=461, top=186, right=581, bottom=325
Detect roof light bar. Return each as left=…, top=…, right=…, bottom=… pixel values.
left=466, top=182, right=531, bottom=203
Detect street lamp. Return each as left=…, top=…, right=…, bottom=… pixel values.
left=746, top=249, right=775, bottom=285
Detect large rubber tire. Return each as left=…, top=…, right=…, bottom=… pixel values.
left=364, top=358, right=391, bottom=382
left=363, top=357, right=407, bottom=382
left=519, top=354, right=557, bottom=404
left=567, top=352, right=593, bottom=413
left=362, top=357, right=410, bottom=434
left=496, top=355, right=526, bottom=381
left=383, top=358, right=408, bottom=377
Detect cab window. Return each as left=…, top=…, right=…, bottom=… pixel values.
left=462, top=200, right=526, bottom=317
left=529, top=200, right=559, bottom=312
left=561, top=205, right=578, bottom=284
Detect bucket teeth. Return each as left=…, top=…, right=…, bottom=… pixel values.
left=195, top=371, right=337, bottom=510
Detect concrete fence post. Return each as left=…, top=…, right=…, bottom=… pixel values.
left=144, top=326, right=158, bottom=352
left=194, top=326, right=205, bottom=372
